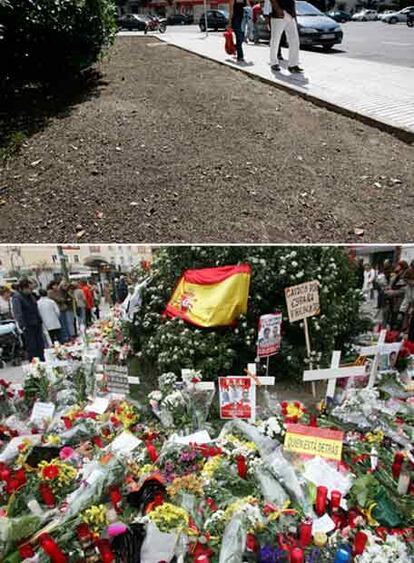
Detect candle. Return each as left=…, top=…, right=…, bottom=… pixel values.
left=392, top=461, right=402, bottom=479
left=290, top=547, right=304, bottom=563
left=309, top=415, right=318, bottom=427
left=315, top=486, right=328, bottom=516
left=330, top=490, right=342, bottom=511
left=334, top=547, right=351, bottom=563
left=353, top=531, right=368, bottom=555
left=299, top=519, right=312, bottom=547
left=331, top=512, right=342, bottom=529
left=394, top=452, right=405, bottom=465
left=397, top=470, right=410, bottom=495
left=348, top=509, right=359, bottom=528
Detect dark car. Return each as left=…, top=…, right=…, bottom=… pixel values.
left=167, top=13, right=194, bottom=25
left=256, top=1, right=343, bottom=50
left=326, top=10, right=352, bottom=23
left=117, top=14, right=149, bottom=31
left=199, top=10, right=229, bottom=32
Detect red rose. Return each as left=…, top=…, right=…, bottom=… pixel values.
left=246, top=533, right=258, bottom=552
left=18, top=389, right=25, bottom=398
left=110, top=416, right=120, bottom=426
left=109, top=486, right=122, bottom=506
left=19, top=544, right=35, bottom=559
left=0, top=379, right=9, bottom=388
left=42, top=464, right=60, bottom=480
left=39, top=483, right=56, bottom=507
left=14, top=468, right=27, bottom=486
left=93, top=436, right=104, bottom=448
left=62, top=417, right=73, bottom=429
left=6, top=478, right=21, bottom=494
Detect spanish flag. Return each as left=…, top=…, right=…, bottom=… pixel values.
left=164, top=264, right=251, bottom=327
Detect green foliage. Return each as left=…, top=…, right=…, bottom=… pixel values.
left=129, top=247, right=370, bottom=382
left=0, top=0, right=117, bottom=90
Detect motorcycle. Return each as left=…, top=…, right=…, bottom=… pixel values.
left=144, top=16, right=167, bottom=34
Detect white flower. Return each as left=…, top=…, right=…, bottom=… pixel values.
left=148, top=390, right=162, bottom=401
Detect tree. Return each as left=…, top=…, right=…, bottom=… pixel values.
left=128, top=247, right=369, bottom=382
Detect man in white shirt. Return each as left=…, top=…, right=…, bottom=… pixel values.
left=37, top=289, right=62, bottom=344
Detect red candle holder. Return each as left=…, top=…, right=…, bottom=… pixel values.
left=291, top=547, right=304, bottom=563
left=330, top=490, right=342, bottom=511
left=392, top=462, right=402, bottom=479
left=309, top=415, right=318, bottom=427
left=348, top=509, right=359, bottom=528
left=299, top=519, right=312, bottom=547
left=353, top=531, right=368, bottom=555
left=315, top=485, right=328, bottom=516
left=394, top=452, right=404, bottom=465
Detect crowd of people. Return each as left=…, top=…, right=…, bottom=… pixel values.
left=0, top=275, right=131, bottom=362
left=228, top=0, right=303, bottom=73
left=358, top=258, right=414, bottom=342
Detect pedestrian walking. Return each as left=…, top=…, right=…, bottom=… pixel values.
left=252, top=0, right=263, bottom=43
left=12, top=278, right=45, bottom=362
left=242, top=3, right=254, bottom=42
left=384, top=260, right=408, bottom=330
left=60, top=280, right=76, bottom=339
left=228, top=0, right=247, bottom=62
left=263, top=0, right=283, bottom=59
left=362, top=263, right=376, bottom=302
left=266, top=0, right=303, bottom=73
left=37, top=289, right=62, bottom=345
left=47, top=280, right=69, bottom=342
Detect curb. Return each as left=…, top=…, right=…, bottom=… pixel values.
left=158, top=36, right=414, bottom=145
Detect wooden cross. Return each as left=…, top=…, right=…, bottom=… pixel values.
left=303, top=350, right=366, bottom=400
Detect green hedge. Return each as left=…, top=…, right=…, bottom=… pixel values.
left=0, top=0, right=117, bottom=89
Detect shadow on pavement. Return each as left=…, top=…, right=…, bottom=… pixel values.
left=0, top=69, right=106, bottom=158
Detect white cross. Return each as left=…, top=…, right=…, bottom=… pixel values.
left=357, top=330, right=401, bottom=388
left=303, top=350, right=366, bottom=400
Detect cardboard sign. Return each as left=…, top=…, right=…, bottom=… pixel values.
left=110, top=431, right=142, bottom=453
left=284, top=423, right=344, bottom=461
left=218, top=376, right=256, bottom=420
left=285, top=280, right=320, bottom=323
left=105, top=365, right=129, bottom=396
left=86, top=397, right=110, bottom=415
left=30, top=402, right=55, bottom=425
left=257, top=312, right=282, bottom=358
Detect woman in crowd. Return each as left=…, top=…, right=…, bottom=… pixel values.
left=12, top=278, right=44, bottom=361
left=384, top=260, right=408, bottom=329
left=0, top=286, right=11, bottom=318
left=37, top=289, right=62, bottom=345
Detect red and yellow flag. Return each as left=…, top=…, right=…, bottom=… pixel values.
left=164, top=264, right=251, bottom=327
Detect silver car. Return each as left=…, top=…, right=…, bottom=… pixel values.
left=381, top=6, right=414, bottom=23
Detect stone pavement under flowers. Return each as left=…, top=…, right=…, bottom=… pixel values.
left=151, top=30, right=414, bottom=140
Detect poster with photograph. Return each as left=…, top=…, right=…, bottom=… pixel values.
left=219, top=376, right=255, bottom=420
left=257, top=312, right=282, bottom=358
left=378, top=342, right=402, bottom=372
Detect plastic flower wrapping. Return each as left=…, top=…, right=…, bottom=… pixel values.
left=0, top=320, right=413, bottom=562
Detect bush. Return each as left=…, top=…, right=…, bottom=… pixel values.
left=0, top=0, right=117, bottom=90
left=128, top=247, right=371, bottom=382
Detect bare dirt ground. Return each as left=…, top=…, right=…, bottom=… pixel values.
left=0, top=36, right=413, bottom=243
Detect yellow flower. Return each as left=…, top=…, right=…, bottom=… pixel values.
left=224, top=497, right=257, bottom=521
left=366, top=431, right=384, bottom=444
left=201, top=456, right=222, bottom=479
left=224, top=434, right=257, bottom=451
left=44, top=435, right=61, bottom=445
left=167, top=475, right=204, bottom=499
left=362, top=502, right=379, bottom=526
left=82, top=504, right=109, bottom=533
left=37, top=459, right=77, bottom=490
left=148, top=502, right=189, bottom=533
left=286, top=403, right=305, bottom=419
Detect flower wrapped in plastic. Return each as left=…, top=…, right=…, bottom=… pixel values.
left=218, top=419, right=277, bottom=458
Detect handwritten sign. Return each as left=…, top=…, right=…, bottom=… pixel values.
left=285, top=280, right=320, bottom=323
left=30, top=402, right=55, bottom=426
left=284, top=423, right=344, bottom=461
left=105, top=365, right=130, bottom=396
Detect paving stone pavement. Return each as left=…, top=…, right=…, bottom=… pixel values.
left=150, top=30, right=414, bottom=139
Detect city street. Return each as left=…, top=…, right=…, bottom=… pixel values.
left=164, top=21, right=414, bottom=68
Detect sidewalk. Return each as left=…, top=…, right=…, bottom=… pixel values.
left=157, top=30, right=414, bottom=139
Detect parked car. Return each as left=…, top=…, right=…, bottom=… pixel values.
left=199, top=10, right=229, bottom=31
left=326, top=10, right=352, bottom=23
left=381, top=6, right=414, bottom=23
left=351, top=9, right=378, bottom=21
left=117, top=14, right=149, bottom=31
left=256, top=1, right=343, bottom=50
left=167, top=13, right=194, bottom=25
left=408, top=8, right=414, bottom=25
